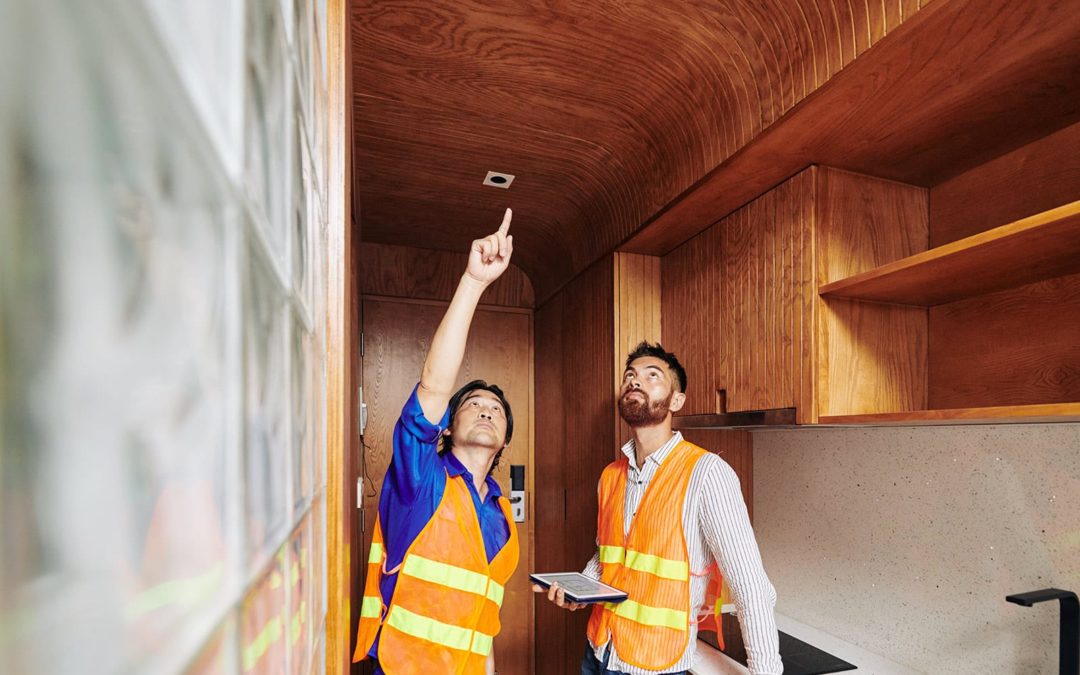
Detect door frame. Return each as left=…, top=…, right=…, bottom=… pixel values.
left=325, top=0, right=359, bottom=672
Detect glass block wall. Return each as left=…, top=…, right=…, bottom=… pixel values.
left=0, top=1, right=331, bottom=673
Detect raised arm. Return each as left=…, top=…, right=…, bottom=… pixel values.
left=417, top=208, right=513, bottom=423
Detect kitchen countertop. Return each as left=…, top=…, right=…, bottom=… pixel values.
left=690, top=612, right=923, bottom=675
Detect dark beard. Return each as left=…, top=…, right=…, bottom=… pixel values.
left=618, top=390, right=672, bottom=427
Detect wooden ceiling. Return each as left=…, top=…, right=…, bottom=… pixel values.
left=352, top=0, right=928, bottom=300
left=351, top=0, right=1080, bottom=302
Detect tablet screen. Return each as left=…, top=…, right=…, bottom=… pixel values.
left=529, top=572, right=628, bottom=603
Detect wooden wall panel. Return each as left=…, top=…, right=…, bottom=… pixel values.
left=534, top=257, right=615, bottom=675
left=359, top=242, right=534, bottom=307
left=678, top=429, right=754, bottom=522
left=813, top=168, right=929, bottom=418
left=614, top=253, right=662, bottom=447
left=533, top=290, right=569, bottom=674
left=930, top=120, right=1080, bottom=247
left=929, top=273, right=1080, bottom=409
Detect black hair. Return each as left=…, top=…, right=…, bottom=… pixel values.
left=439, top=379, right=514, bottom=475
left=625, top=341, right=687, bottom=393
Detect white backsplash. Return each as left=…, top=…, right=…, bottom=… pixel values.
left=754, top=424, right=1080, bottom=675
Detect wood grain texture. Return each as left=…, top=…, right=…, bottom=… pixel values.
left=614, top=253, right=662, bottom=448
left=359, top=242, right=534, bottom=307
left=624, top=0, right=1080, bottom=257
left=820, top=200, right=1080, bottom=306
left=929, top=273, right=1080, bottom=410
left=325, top=0, right=356, bottom=671
left=662, top=171, right=811, bottom=416
left=930, top=119, right=1080, bottom=247
left=819, top=403, right=1080, bottom=426
left=360, top=298, right=534, bottom=674
left=353, top=0, right=956, bottom=300
left=813, top=168, right=929, bottom=418
left=678, top=429, right=754, bottom=522
left=533, top=257, right=615, bottom=675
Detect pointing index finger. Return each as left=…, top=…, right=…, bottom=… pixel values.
left=498, top=208, right=512, bottom=235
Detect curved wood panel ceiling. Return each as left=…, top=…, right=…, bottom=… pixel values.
left=352, top=0, right=926, bottom=301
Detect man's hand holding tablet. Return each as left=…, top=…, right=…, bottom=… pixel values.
left=530, top=572, right=628, bottom=611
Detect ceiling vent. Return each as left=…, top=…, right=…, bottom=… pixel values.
left=483, top=171, right=515, bottom=189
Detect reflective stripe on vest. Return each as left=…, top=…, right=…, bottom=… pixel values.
left=599, top=545, right=689, bottom=581
left=360, top=595, right=382, bottom=619
left=367, top=542, right=383, bottom=564
left=386, top=605, right=496, bottom=656
left=604, top=599, right=688, bottom=631
left=401, top=554, right=506, bottom=607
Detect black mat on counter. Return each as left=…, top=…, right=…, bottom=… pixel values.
left=698, top=613, right=858, bottom=675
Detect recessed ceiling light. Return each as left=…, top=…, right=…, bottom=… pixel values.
left=483, top=171, right=515, bottom=189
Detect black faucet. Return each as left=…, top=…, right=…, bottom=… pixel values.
left=1006, top=588, right=1078, bottom=675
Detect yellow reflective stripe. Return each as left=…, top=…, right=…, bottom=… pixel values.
left=606, top=599, right=688, bottom=631
left=402, top=555, right=488, bottom=596
left=387, top=606, right=473, bottom=652
left=360, top=595, right=382, bottom=619
left=599, top=545, right=625, bottom=564
left=368, top=543, right=383, bottom=564
left=485, top=580, right=505, bottom=606
left=470, top=630, right=495, bottom=656
left=623, top=550, right=689, bottom=581
left=243, top=616, right=283, bottom=671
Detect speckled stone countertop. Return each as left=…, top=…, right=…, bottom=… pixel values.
left=690, top=613, right=923, bottom=675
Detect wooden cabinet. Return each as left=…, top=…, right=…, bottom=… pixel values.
left=661, top=145, right=1080, bottom=427
left=818, top=200, right=1080, bottom=425
left=812, top=117, right=1080, bottom=426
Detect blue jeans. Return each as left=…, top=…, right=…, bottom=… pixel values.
left=580, top=642, right=688, bottom=675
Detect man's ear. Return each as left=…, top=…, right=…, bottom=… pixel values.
left=670, top=392, right=686, bottom=413
left=442, top=428, right=451, bottom=437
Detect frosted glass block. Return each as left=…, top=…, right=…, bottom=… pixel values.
left=185, top=614, right=239, bottom=675
left=286, top=516, right=314, bottom=675
left=307, top=639, right=325, bottom=675
left=308, top=498, right=327, bottom=631
left=290, top=316, right=314, bottom=511
left=314, top=0, right=327, bottom=85
left=244, top=238, right=291, bottom=571
left=290, top=101, right=312, bottom=312
left=293, top=0, right=315, bottom=126
left=313, top=0, right=324, bottom=78
left=241, top=552, right=288, bottom=675
left=143, top=0, right=245, bottom=177
left=245, top=0, right=292, bottom=268
left=1, top=3, right=242, bottom=674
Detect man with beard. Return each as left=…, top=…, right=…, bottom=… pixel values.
left=354, top=209, right=519, bottom=675
left=535, top=342, right=783, bottom=675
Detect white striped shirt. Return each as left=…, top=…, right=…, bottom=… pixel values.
left=583, top=431, right=783, bottom=674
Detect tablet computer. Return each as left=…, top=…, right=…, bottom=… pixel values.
left=529, top=572, right=628, bottom=604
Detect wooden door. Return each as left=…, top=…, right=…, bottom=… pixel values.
left=360, top=297, right=534, bottom=674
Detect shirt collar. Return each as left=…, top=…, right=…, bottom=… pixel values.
left=621, top=431, right=683, bottom=470
left=443, top=451, right=504, bottom=498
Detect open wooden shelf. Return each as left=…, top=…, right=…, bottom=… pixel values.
left=819, top=200, right=1080, bottom=306
left=818, top=402, right=1080, bottom=426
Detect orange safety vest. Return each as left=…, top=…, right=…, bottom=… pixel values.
left=353, top=473, right=519, bottom=674
left=586, top=440, right=725, bottom=671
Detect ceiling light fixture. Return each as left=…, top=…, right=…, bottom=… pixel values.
left=483, top=171, right=515, bottom=189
